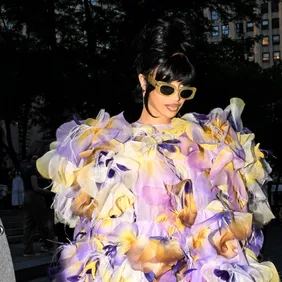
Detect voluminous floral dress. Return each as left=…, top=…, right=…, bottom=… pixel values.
left=37, top=98, right=279, bottom=282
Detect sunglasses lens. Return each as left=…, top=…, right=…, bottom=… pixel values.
left=160, top=85, right=174, bottom=95
left=181, top=89, right=194, bottom=99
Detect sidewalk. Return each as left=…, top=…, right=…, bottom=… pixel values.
left=3, top=208, right=282, bottom=281
left=10, top=220, right=282, bottom=281
left=10, top=241, right=53, bottom=282
left=262, top=219, right=282, bottom=277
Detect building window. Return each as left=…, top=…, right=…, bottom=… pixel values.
left=271, top=1, right=279, bottom=13
left=261, top=3, right=269, bottom=14
left=246, top=22, right=254, bottom=32
left=262, top=19, right=269, bottom=30
left=262, top=36, right=269, bottom=46
left=211, top=10, right=218, bottom=20
left=272, top=18, right=280, bottom=28
left=236, top=22, right=244, bottom=34
left=273, top=51, right=281, bottom=62
left=273, top=34, right=280, bottom=45
left=221, top=24, right=229, bottom=36
left=262, top=52, right=270, bottom=62
left=211, top=25, right=219, bottom=37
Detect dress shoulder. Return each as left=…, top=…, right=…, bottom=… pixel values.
left=36, top=109, right=133, bottom=226
left=180, top=97, right=274, bottom=226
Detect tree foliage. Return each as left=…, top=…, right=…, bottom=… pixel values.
left=0, top=0, right=281, bottom=171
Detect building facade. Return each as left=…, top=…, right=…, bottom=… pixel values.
left=205, top=1, right=282, bottom=68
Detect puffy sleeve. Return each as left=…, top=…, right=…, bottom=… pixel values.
left=177, top=98, right=279, bottom=281
left=182, top=97, right=275, bottom=225
left=36, top=109, right=134, bottom=227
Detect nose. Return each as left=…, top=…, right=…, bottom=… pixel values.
left=171, top=90, right=181, bottom=101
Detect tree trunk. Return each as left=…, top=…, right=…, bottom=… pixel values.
left=4, top=119, right=19, bottom=168
left=83, top=0, right=96, bottom=78
left=274, top=170, right=282, bottom=208
left=0, top=126, right=4, bottom=164
left=20, top=103, right=30, bottom=160
left=45, top=0, right=57, bottom=51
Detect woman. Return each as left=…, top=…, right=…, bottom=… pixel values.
left=37, top=18, right=279, bottom=281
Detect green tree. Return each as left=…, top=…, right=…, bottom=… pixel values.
left=1, top=0, right=282, bottom=170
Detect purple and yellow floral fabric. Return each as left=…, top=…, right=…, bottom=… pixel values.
left=37, top=98, right=279, bottom=282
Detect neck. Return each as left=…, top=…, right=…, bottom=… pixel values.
left=136, top=107, right=171, bottom=125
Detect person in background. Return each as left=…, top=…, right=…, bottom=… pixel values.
left=22, top=154, right=55, bottom=256
left=11, top=169, right=24, bottom=209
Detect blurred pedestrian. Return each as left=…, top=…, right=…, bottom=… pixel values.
left=22, top=154, right=55, bottom=256
left=11, top=169, right=24, bottom=209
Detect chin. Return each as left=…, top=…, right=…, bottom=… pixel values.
left=165, top=110, right=180, bottom=118
left=168, top=113, right=177, bottom=118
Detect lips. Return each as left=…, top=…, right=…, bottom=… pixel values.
left=165, top=104, right=180, bottom=112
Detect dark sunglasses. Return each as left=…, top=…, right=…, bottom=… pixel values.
left=147, top=74, right=197, bottom=100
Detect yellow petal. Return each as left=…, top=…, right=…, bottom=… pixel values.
left=85, top=260, right=99, bottom=279
left=36, top=150, right=56, bottom=179
left=79, top=149, right=93, bottom=158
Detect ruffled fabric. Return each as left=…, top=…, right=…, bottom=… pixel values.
left=37, top=98, right=279, bottom=281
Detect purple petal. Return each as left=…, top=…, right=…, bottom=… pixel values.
left=183, top=268, right=197, bottom=275
left=193, top=113, right=209, bottom=126
left=163, top=139, right=181, bottom=144
left=243, top=127, right=252, bottom=134
left=214, top=269, right=230, bottom=281
left=99, top=128, right=121, bottom=141
left=159, top=271, right=177, bottom=282
left=145, top=272, right=155, bottom=282
left=246, top=225, right=264, bottom=256
left=73, top=114, right=82, bottom=125
left=103, top=245, right=117, bottom=258
left=116, top=163, right=129, bottom=171
left=184, top=180, right=192, bottom=194
left=114, top=253, right=126, bottom=267
left=234, top=148, right=245, bottom=160
left=149, top=236, right=168, bottom=243
left=106, top=158, right=113, bottom=167
left=67, top=276, right=82, bottom=281
left=74, top=231, right=87, bottom=242
left=187, top=150, right=211, bottom=171
left=172, top=260, right=183, bottom=274
left=56, top=130, right=93, bottom=166
left=107, top=112, right=132, bottom=142
left=56, top=120, right=78, bottom=142
left=158, top=143, right=176, bottom=152
left=108, top=169, right=115, bottom=178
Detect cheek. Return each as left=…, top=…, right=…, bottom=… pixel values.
left=149, top=91, right=163, bottom=105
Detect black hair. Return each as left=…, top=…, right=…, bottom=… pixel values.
left=132, top=17, right=196, bottom=118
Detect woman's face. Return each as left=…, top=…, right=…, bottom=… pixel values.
left=149, top=80, right=186, bottom=119
left=140, top=74, right=186, bottom=122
